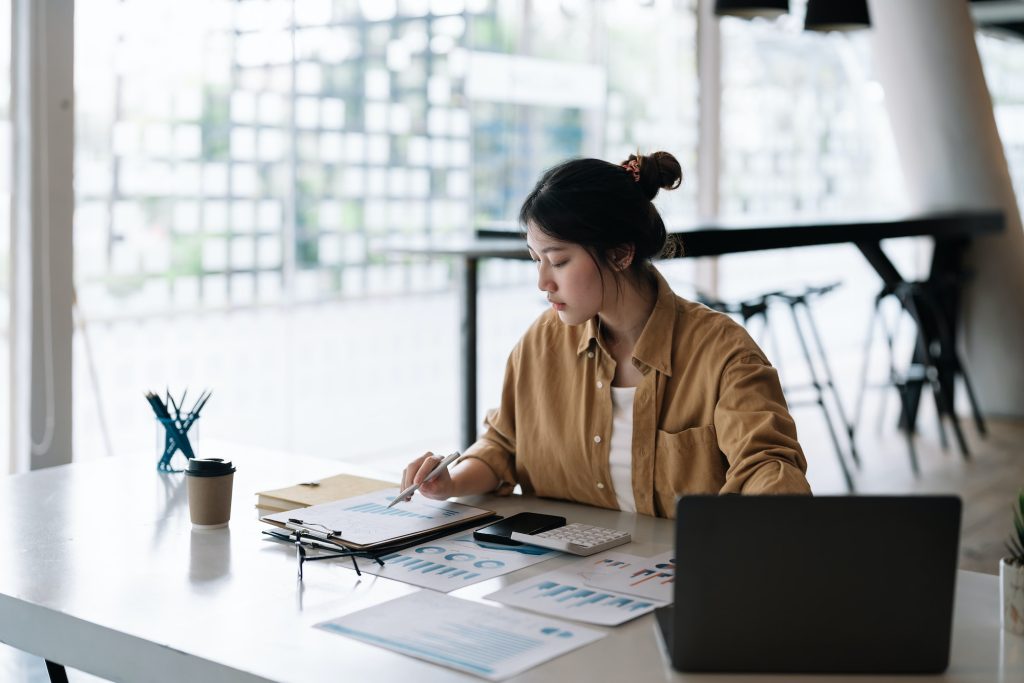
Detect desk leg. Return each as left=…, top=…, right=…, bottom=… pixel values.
left=458, top=256, right=478, bottom=450
left=44, top=660, right=68, bottom=683
left=929, top=239, right=987, bottom=437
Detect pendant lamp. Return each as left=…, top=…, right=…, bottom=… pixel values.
left=715, top=0, right=789, bottom=19
left=804, top=0, right=870, bottom=31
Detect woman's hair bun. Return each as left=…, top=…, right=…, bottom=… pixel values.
left=622, top=150, right=683, bottom=201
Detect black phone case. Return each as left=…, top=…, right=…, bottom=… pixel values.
left=473, top=512, right=567, bottom=545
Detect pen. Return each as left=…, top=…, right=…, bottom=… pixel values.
left=386, top=451, right=461, bottom=508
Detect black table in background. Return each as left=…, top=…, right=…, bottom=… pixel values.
left=385, top=210, right=1004, bottom=451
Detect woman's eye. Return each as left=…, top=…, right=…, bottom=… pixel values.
left=552, top=261, right=568, bottom=268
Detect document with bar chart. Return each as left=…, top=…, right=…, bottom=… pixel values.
left=358, top=531, right=559, bottom=591
left=261, top=489, right=493, bottom=548
left=485, top=551, right=673, bottom=626
left=317, top=590, right=604, bottom=681
left=578, top=550, right=675, bottom=604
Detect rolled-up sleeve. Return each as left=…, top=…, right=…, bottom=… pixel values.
left=460, top=342, right=520, bottom=495
left=714, top=354, right=812, bottom=495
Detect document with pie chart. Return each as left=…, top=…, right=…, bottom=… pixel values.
left=357, top=530, right=561, bottom=591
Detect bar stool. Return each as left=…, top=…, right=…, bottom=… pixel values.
left=698, top=283, right=858, bottom=492
left=854, top=280, right=986, bottom=474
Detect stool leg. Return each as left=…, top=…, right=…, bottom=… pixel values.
left=894, top=379, right=921, bottom=475
left=956, top=353, right=988, bottom=436
left=916, top=280, right=987, bottom=440
left=875, top=301, right=904, bottom=435
left=908, top=291, right=971, bottom=459
left=797, top=299, right=860, bottom=468
left=786, top=301, right=855, bottom=491
left=936, top=372, right=970, bottom=459
left=853, top=299, right=878, bottom=436
left=929, top=377, right=950, bottom=452
left=45, top=661, right=69, bottom=683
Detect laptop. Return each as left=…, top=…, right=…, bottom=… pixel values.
left=655, top=495, right=961, bottom=674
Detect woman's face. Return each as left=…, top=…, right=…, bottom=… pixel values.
left=526, top=224, right=606, bottom=326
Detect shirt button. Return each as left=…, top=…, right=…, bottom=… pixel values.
left=596, top=482, right=605, bottom=489
left=588, top=351, right=595, bottom=359
left=596, top=381, right=604, bottom=389
left=593, top=435, right=602, bottom=444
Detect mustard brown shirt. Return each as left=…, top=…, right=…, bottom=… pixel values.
left=462, top=268, right=811, bottom=518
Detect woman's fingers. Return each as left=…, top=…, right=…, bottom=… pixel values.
left=401, top=452, right=434, bottom=491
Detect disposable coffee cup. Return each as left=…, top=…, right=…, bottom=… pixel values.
left=185, top=458, right=236, bottom=529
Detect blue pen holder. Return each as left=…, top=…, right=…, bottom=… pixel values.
left=156, top=415, right=200, bottom=473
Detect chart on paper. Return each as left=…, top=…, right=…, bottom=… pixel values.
left=486, top=550, right=673, bottom=625
left=360, top=531, right=558, bottom=591
left=317, top=590, right=605, bottom=681
left=261, top=489, right=490, bottom=546
left=580, top=550, right=675, bottom=603
left=343, top=501, right=459, bottom=520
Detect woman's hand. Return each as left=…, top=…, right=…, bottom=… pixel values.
left=401, top=452, right=456, bottom=501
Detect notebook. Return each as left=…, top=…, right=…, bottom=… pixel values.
left=656, top=495, right=961, bottom=674
left=255, top=473, right=396, bottom=512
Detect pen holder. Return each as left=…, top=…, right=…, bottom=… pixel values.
left=156, top=415, right=199, bottom=473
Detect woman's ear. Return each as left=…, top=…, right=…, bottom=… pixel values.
left=607, top=244, right=635, bottom=271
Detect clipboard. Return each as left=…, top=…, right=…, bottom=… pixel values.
left=260, top=488, right=496, bottom=550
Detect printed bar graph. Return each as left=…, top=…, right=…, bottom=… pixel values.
left=580, top=551, right=675, bottom=603
left=486, top=554, right=670, bottom=626
left=317, top=591, right=605, bottom=681
left=345, top=501, right=435, bottom=519
left=515, top=580, right=654, bottom=612
left=378, top=552, right=482, bottom=581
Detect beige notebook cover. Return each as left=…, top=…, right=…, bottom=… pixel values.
left=256, top=472, right=396, bottom=512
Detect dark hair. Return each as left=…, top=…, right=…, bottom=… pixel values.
left=518, top=151, right=683, bottom=283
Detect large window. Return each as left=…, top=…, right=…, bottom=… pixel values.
left=719, top=14, right=902, bottom=217
left=978, top=30, right=1024, bottom=209
left=715, top=8, right=910, bottom=485
left=73, top=0, right=698, bottom=467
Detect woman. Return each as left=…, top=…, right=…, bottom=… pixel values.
left=403, top=151, right=811, bottom=517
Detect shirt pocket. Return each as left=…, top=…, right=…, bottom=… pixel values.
left=654, top=425, right=725, bottom=514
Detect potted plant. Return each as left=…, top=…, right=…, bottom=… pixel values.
left=1002, top=489, right=1024, bottom=635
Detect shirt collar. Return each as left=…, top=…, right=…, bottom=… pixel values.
left=575, top=268, right=677, bottom=377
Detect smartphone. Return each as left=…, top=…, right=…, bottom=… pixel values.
left=473, top=512, right=566, bottom=545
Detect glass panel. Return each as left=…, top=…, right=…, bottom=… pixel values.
left=717, top=6, right=911, bottom=490
left=73, top=0, right=699, bottom=468
left=978, top=30, right=1024, bottom=210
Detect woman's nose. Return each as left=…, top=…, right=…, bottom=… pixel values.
left=537, top=269, right=554, bottom=292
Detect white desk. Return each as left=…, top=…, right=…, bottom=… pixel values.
left=1, top=450, right=1021, bottom=682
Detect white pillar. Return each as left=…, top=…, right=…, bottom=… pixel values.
left=868, top=0, right=1024, bottom=417
left=696, top=0, right=721, bottom=295
left=10, top=0, right=74, bottom=471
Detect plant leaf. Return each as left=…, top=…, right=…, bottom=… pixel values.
left=1009, top=536, right=1024, bottom=563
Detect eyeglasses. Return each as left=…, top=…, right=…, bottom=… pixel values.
left=293, top=532, right=385, bottom=581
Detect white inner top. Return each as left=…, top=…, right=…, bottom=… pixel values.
left=608, top=385, right=637, bottom=513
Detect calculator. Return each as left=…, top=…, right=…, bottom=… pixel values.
left=509, top=523, right=631, bottom=556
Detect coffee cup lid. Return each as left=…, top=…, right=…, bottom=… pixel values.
left=185, top=458, right=236, bottom=477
